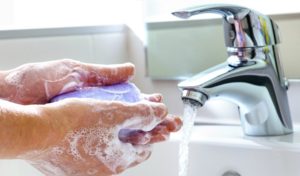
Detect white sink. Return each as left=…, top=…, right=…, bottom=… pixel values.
left=121, top=125, right=300, bottom=176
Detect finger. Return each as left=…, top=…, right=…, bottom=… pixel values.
left=148, top=116, right=182, bottom=144
left=79, top=62, right=135, bottom=86
left=148, top=125, right=170, bottom=144
left=118, top=115, right=182, bottom=145
left=118, top=101, right=168, bottom=128
left=118, top=129, right=151, bottom=145
left=159, top=115, right=182, bottom=132
left=120, top=125, right=169, bottom=145
left=115, top=145, right=151, bottom=173
left=127, top=150, right=151, bottom=169
left=142, top=93, right=163, bottom=103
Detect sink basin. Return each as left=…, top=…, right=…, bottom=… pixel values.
left=121, top=125, right=300, bottom=176
left=1, top=125, right=300, bottom=176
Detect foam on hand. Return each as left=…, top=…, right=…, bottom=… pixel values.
left=48, top=82, right=154, bottom=174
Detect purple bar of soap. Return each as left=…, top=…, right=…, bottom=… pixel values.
left=50, top=82, right=142, bottom=103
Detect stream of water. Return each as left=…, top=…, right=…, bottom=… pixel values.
left=178, top=103, right=198, bottom=176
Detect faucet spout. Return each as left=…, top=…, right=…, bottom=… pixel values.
left=178, top=57, right=293, bottom=136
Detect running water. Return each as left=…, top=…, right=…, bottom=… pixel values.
left=178, top=103, right=198, bottom=176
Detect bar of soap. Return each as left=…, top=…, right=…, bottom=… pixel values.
left=50, top=82, right=142, bottom=103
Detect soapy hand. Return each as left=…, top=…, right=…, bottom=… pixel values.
left=0, top=59, right=134, bottom=104
left=119, top=94, right=182, bottom=145
left=21, top=97, right=181, bottom=176
left=0, top=59, right=182, bottom=175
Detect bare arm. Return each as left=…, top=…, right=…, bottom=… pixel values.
left=0, top=99, right=51, bottom=158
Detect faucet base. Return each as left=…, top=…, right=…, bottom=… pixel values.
left=211, top=82, right=293, bottom=136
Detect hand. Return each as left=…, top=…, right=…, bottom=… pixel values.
left=0, top=59, right=182, bottom=175
left=20, top=98, right=181, bottom=176
left=0, top=59, right=134, bottom=104
left=119, top=94, right=182, bottom=145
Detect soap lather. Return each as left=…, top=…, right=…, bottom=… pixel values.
left=50, top=82, right=144, bottom=144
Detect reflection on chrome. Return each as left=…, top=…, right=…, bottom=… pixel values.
left=174, top=4, right=293, bottom=136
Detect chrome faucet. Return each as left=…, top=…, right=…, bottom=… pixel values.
left=173, top=4, right=293, bottom=136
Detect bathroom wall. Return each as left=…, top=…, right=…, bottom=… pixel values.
left=0, top=25, right=128, bottom=70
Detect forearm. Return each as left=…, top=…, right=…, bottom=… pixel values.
left=0, top=99, right=50, bottom=158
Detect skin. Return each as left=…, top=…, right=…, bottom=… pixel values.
left=0, top=59, right=136, bottom=104
left=0, top=59, right=182, bottom=176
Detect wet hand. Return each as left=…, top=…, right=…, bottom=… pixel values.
left=21, top=98, right=181, bottom=176
left=119, top=115, right=182, bottom=145
left=0, top=59, right=134, bottom=104
left=0, top=59, right=183, bottom=175
left=119, top=93, right=182, bottom=145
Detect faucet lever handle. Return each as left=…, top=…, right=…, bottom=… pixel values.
left=172, top=4, right=280, bottom=48
left=172, top=4, right=249, bottom=22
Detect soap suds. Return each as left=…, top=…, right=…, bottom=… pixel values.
left=67, top=130, right=86, bottom=161
left=4, top=69, right=24, bottom=86
left=87, top=168, right=98, bottom=175
left=62, top=106, right=161, bottom=174
left=20, top=101, right=163, bottom=175
left=65, top=121, right=153, bottom=173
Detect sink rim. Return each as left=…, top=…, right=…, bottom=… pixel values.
left=169, top=124, right=300, bottom=152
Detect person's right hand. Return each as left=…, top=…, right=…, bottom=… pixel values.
left=20, top=98, right=181, bottom=176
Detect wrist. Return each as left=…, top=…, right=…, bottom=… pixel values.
left=0, top=100, right=52, bottom=158
left=37, top=103, right=71, bottom=149
left=38, top=100, right=87, bottom=148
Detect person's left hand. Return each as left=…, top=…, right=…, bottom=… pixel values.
left=0, top=59, right=134, bottom=104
